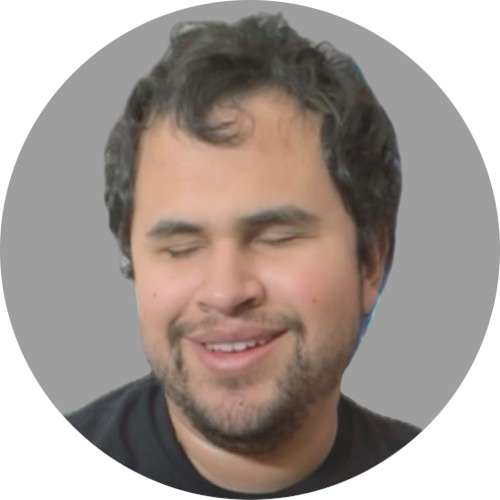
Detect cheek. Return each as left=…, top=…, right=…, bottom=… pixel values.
left=135, top=266, right=199, bottom=334
left=269, top=254, right=360, bottom=325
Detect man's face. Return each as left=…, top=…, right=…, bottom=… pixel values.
left=130, top=91, right=382, bottom=453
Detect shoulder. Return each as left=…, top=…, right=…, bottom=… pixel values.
left=340, top=394, right=421, bottom=456
left=65, top=374, right=158, bottom=447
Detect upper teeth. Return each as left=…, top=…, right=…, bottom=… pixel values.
left=205, top=339, right=268, bottom=352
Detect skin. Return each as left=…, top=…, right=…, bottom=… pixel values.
left=130, top=90, right=386, bottom=493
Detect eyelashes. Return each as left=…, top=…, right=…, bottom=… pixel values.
left=254, top=235, right=299, bottom=246
left=164, top=246, right=203, bottom=259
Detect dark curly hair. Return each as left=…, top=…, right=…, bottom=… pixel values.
left=105, top=13, right=402, bottom=283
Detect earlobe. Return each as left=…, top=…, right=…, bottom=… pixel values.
left=361, top=236, right=388, bottom=315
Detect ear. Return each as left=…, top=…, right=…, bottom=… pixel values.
left=361, top=234, right=389, bottom=315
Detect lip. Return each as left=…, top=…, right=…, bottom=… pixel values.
left=187, top=326, right=286, bottom=344
left=186, top=330, right=287, bottom=374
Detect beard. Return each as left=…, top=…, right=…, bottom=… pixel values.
left=145, top=309, right=360, bottom=455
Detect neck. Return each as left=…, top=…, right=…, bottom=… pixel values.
left=166, top=390, right=340, bottom=494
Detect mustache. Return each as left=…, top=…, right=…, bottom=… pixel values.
left=168, top=311, right=305, bottom=344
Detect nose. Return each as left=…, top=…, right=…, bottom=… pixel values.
left=195, top=242, right=266, bottom=316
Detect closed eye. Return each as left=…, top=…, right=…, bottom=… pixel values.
left=161, top=245, right=203, bottom=258
left=255, top=234, right=299, bottom=246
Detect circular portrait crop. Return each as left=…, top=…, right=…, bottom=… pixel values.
left=1, top=1, right=498, bottom=498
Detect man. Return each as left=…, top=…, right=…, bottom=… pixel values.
left=67, top=13, right=419, bottom=497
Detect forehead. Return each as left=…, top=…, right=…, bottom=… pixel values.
left=133, top=91, right=340, bottom=225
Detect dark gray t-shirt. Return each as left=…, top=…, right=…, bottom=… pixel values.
left=66, top=374, right=420, bottom=498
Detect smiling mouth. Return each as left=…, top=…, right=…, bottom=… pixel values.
left=203, top=336, right=277, bottom=353
left=189, top=331, right=287, bottom=373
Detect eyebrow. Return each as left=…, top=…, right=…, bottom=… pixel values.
left=146, top=205, right=321, bottom=239
left=237, top=206, right=321, bottom=231
left=147, top=220, right=204, bottom=239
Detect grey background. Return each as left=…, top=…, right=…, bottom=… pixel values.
left=1, top=1, right=498, bottom=429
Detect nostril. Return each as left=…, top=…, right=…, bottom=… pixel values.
left=196, top=280, right=267, bottom=316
